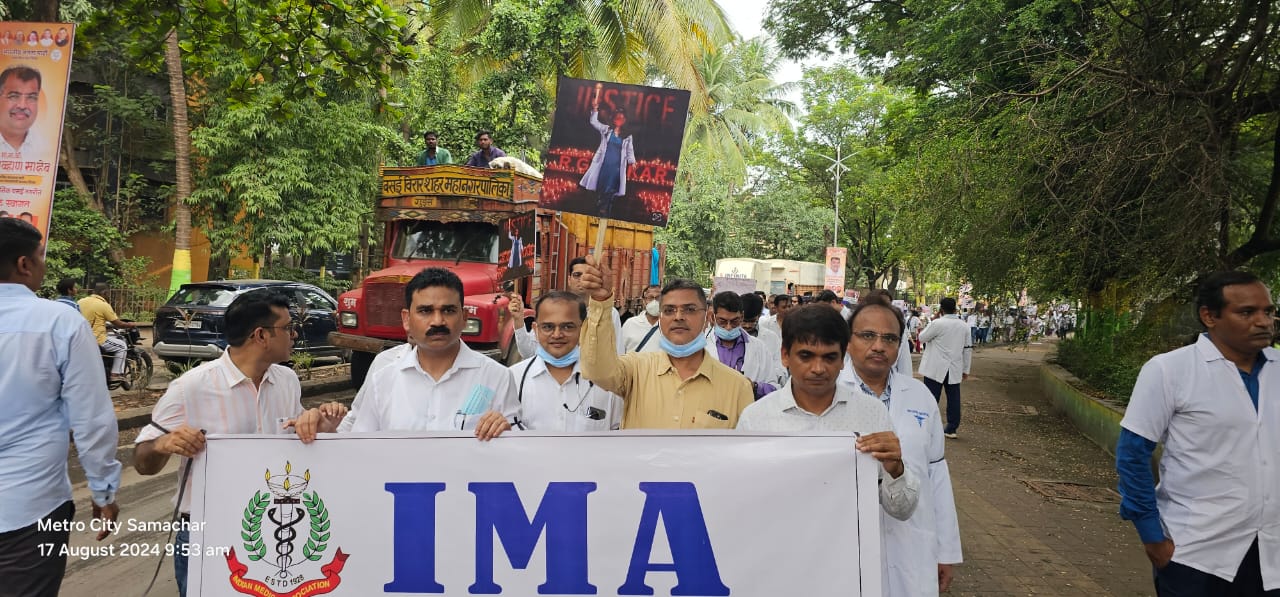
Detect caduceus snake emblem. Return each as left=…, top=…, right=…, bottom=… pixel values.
left=264, top=462, right=310, bottom=577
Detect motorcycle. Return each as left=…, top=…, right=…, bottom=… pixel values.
left=105, top=322, right=154, bottom=391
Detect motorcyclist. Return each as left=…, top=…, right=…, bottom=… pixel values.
left=78, top=282, right=136, bottom=382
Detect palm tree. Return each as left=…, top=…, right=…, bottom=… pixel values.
left=427, top=0, right=732, bottom=112
left=165, top=28, right=194, bottom=293
left=684, top=37, right=796, bottom=177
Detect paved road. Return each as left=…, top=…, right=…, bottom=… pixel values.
left=58, top=345, right=1152, bottom=596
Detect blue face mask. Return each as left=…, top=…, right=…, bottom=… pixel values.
left=712, top=325, right=743, bottom=341
left=660, top=329, right=707, bottom=358
left=537, top=346, right=580, bottom=368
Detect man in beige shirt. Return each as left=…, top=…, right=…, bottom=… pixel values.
left=576, top=255, right=754, bottom=429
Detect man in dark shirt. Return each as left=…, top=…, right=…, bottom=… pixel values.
left=465, top=130, right=507, bottom=168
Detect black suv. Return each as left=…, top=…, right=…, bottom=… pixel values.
left=153, top=280, right=344, bottom=369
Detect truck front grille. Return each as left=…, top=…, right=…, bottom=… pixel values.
left=365, top=281, right=405, bottom=328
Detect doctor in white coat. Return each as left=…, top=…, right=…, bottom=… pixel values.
left=703, top=291, right=785, bottom=399
left=579, top=91, right=637, bottom=218
left=842, top=299, right=963, bottom=596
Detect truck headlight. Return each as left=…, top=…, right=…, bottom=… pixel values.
left=463, top=318, right=481, bottom=335
left=340, top=311, right=358, bottom=327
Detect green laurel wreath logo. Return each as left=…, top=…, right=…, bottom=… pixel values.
left=240, top=491, right=269, bottom=561
left=302, top=491, right=330, bottom=561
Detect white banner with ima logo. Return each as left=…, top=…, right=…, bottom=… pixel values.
left=186, top=432, right=882, bottom=597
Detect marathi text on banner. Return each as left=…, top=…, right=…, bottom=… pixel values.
left=188, top=433, right=882, bottom=596
left=0, top=22, right=75, bottom=238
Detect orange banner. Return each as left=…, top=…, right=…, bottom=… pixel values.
left=225, top=548, right=348, bottom=597
left=0, top=22, right=73, bottom=242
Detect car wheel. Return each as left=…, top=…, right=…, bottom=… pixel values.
left=166, top=358, right=198, bottom=376
left=349, top=350, right=373, bottom=389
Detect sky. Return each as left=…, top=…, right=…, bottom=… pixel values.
left=725, top=0, right=842, bottom=107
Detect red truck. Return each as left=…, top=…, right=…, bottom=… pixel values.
left=329, top=165, right=663, bottom=387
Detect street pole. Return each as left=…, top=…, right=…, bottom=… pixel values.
left=810, top=146, right=853, bottom=247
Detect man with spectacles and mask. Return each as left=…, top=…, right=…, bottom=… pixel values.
left=508, top=291, right=623, bottom=431
left=134, top=289, right=348, bottom=597
left=704, top=291, right=784, bottom=400
left=0, top=67, right=45, bottom=159
left=840, top=299, right=963, bottom=596
left=511, top=256, right=625, bottom=359
left=620, top=283, right=663, bottom=353
left=577, top=256, right=754, bottom=429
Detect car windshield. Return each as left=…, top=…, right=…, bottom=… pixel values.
left=167, top=286, right=240, bottom=307
left=392, top=220, right=499, bottom=263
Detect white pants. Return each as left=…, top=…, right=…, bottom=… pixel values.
left=100, top=337, right=127, bottom=375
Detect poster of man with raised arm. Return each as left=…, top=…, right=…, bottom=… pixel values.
left=539, top=76, right=690, bottom=227
left=0, top=22, right=74, bottom=240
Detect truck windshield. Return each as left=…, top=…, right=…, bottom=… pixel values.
left=392, top=220, right=500, bottom=263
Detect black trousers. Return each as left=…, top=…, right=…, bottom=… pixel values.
left=923, top=373, right=961, bottom=433
left=0, top=500, right=75, bottom=597
left=1155, top=539, right=1279, bottom=597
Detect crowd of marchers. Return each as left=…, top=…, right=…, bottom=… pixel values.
left=2, top=214, right=1277, bottom=596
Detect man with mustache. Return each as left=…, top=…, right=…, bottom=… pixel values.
left=0, top=67, right=44, bottom=159
left=1117, top=270, right=1280, bottom=595
left=332, top=267, right=517, bottom=439
left=576, top=255, right=754, bottom=429
left=508, top=291, right=622, bottom=431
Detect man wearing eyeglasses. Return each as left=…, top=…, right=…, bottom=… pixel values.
left=511, top=256, right=626, bottom=359
left=577, top=256, right=754, bottom=429
left=508, top=291, right=622, bottom=431
left=134, top=289, right=347, bottom=597
left=840, top=299, right=962, bottom=596
left=704, top=291, right=784, bottom=400
left=918, top=297, right=973, bottom=439
left=0, top=66, right=44, bottom=159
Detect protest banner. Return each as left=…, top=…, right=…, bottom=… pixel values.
left=187, top=432, right=882, bottom=596
left=540, top=77, right=690, bottom=228
left=712, top=276, right=757, bottom=296
left=824, top=247, right=848, bottom=294
left=497, top=211, right=535, bottom=282
left=0, top=22, right=74, bottom=240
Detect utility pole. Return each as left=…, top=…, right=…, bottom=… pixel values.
left=810, top=144, right=854, bottom=246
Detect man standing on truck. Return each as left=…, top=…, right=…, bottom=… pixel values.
left=465, top=130, right=507, bottom=168
left=416, top=131, right=452, bottom=166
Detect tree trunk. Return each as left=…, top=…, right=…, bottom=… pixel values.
left=32, top=0, right=57, bottom=21
left=165, top=29, right=195, bottom=293
left=888, top=264, right=901, bottom=296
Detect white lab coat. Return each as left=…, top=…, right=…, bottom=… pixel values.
left=578, top=111, right=636, bottom=196
left=838, top=368, right=963, bottom=596
left=918, top=315, right=972, bottom=383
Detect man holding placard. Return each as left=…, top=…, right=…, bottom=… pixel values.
left=577, top=255, right=755, bottom=429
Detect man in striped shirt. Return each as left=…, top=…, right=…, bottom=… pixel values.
left=133, top=288, right=346, bottom=597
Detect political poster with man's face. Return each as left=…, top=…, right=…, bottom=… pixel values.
left=824, top=247, right=847, bottom=294
left=539, top=76, right=690, bottom=227
left=0, top=22, right=73, bottom=242
left=497, top=211, right=536, bottom=282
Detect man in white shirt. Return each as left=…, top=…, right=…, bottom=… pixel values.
left=840, top=300, right=962, bottom=596
left=513, top=256, right=625, bottom=358
left=918, top=298, right=972, bottom=438
left=0, top=67, right=46, bottom=158
left=704, top=291, right=784, bottom=399
left=740, top=291, right=782, bottom=362
left=334, top=340, right=414, bottom=432
left=134, top=289, right=347, bottom=597
left=759, top=294, right=792, bottom=339
left=1117, top=271, right=1280, bottom=595
left=342, top=268, right=517, bottom=437
left=508, top=291, right=623, bottom=431
left=619, top=283, right=663, bottom=352
left=737, top=304, right=919, bottom=521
